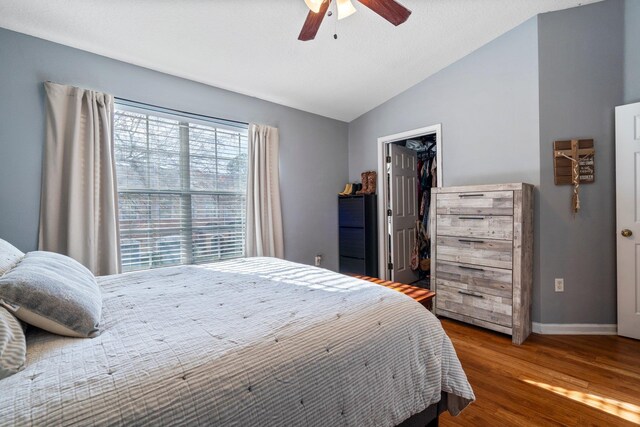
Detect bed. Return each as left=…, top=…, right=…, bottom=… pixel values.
left=1, top=257, right=474, bottom=426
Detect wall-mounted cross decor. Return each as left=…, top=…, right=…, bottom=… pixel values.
left=553, top=139, right=595, bottom=213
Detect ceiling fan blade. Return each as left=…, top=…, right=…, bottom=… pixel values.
left=298, top=0, right=332, bottom=41
left=357, top=0, right=411, bottom=26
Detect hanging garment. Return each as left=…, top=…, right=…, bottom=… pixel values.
left=417, top=159, right=424, bottom=211
left=431, top=159, right=437, bottom=187
left=417, top=221, right=428, bottom=250
left=424, top=201, right=431, bottom=239
left=421, top=162, right=429, bottom=189
left=410, top=221, right=420, bottom=271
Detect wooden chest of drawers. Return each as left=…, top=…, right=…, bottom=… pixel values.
left=430, top=183, right=534, bottom=344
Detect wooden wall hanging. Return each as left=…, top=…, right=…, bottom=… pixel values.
left=553, top=139, right=595, bottom=213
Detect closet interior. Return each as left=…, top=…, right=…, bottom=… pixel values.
left=387, top=133, right=438, bottom=289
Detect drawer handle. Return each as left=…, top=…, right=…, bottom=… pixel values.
left=458, top=194, right=485, bottom=198
left=458, top=290, right=484, bottom=298
left=459, top=265, right=485, bottom=272
left=458, top=216, right=485, bottom=220
left=458, top=239, right=485, bottom=244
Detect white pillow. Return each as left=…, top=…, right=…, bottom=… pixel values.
left=0, top=251, right=102, bottom=338
left=0, top=239, right=24, bottom=276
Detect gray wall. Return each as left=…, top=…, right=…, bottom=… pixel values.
left=537, top=0, right=624, bottom=324
left=348, top=0, right=628, bottom=325
left=348, top=18, right=543, bottom=319
left=348, top=17, right=540, bottom=187
left=0, top=28, right=348, bottom=271
left=625, top=0, right=640, bottom=103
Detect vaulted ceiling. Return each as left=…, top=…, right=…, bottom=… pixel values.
left=0, top=0, right=599, bottom=121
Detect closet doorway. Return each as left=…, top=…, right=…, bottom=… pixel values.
left=376, top=125, right=442, bottom=286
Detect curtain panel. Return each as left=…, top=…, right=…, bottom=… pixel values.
left=245, top=124, right=284, bottom=258
left=39, top=82, right=121, bottom=275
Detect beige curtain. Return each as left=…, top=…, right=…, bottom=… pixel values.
left=245, top=124, right=284, bottom=258
left=39, top=82, right=121, bottom=275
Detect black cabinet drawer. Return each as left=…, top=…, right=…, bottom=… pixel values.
left=339, top=256, right=366, bottom=275
left=339, top=227, right=365, bottom=258
left=339, top=198, right=365, bottom=227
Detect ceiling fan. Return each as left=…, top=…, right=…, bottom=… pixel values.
left=299, top=0, right=412, bottom=41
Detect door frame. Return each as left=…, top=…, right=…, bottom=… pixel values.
left=376, top=124, right=443, bottom=280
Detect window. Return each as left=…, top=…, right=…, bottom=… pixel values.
left=113, top=101, right=248, bottom=272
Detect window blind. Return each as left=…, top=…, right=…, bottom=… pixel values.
left=113, top=101, right=248, bottom=272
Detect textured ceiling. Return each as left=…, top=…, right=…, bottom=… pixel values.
left=0, top=0, right=600, bottom=122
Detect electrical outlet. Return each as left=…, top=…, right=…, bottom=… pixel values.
left=314, top=255, right=323, bottom=267
left=554, top=278, right=564, bottom=292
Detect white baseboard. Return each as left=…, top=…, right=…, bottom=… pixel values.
left=532, top=322, right=617, bottom=335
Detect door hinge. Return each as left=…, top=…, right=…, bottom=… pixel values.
left=387, top=209, right=392, bottom=216
left=387, top=262, right=393, bottom=270
left=386, top=155, right=391, bottom=163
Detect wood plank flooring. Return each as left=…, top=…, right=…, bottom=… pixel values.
left=439, top=319, right=640, bottom=426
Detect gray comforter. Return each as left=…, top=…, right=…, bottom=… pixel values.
left=0, top=257, right=474, bottom=426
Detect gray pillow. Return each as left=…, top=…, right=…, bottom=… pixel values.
left=0, top=306, right=26, bottom=379
left=0, top=251, right=102, bottom=338
left=0, top=238, right=24, bottom=276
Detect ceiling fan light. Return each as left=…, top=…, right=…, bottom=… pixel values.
left=304, top=0, right=325, bottom=14
left=337, top=0, right=357, bottom=20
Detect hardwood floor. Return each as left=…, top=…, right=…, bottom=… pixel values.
left=439, top=319, right=640, bottom=426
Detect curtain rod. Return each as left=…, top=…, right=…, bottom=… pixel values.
left=114, top=97, right=249, bottom=128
